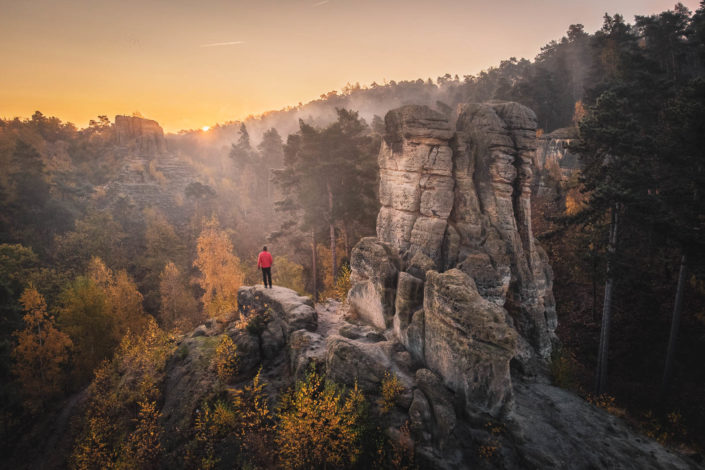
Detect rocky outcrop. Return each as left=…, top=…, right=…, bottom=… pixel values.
left=423, top=269, right=517, bottom=418
left=102, top=116, right=203, bottom=231
left=377, top=105, right=455, bottom=266
left=374, top=103, right=557, bottom=371
left=533, top=127, right=581, bottom=196
left=347, top=237, right=401, bottom=329
left=352, top=102, right=558, bottom=422
left=38, top=284, right=696, bottom=470
left=237, top=285, right=318, bottom=334
left=232, top=286, right=697, bottom=469
left=114, top=115, right=167, bottom=155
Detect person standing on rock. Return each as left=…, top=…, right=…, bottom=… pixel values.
left=257, top=246, right=273, bottom=288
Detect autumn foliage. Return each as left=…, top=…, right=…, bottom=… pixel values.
left=159, top=261, right=200, bottom=332
left=276, top=367, right=366, bottom=469
left=213, top=335, right=239, bottom=383
left=194, top=218, right=244, bottom=317
left=12, top=286, right=72, bottom=411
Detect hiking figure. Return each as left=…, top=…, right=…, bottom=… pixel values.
left=257, top=246, right=273, bottom=288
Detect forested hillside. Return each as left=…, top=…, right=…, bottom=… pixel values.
left=1, top=2, right=705, bottom=468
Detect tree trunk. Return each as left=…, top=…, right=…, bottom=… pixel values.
left=327, top=181, right=337, bottom=282
left=592, top=244, right=598, bottom=323
left=596, top=204, right=619, bottom=395
left=342, top=222, right=350, bottom=261
left=311, top=229, right=318, bottom=303
left=660, top=252, right=688, bottom=401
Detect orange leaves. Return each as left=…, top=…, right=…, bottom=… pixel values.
left=87, top=257, right=148, bottom=339
left=378, top=371, right=404, bottom=414
left=194, top=218, right=243, bottom=317
left=59, top=257, right=150, bottom=382
left=276, top=368, right=365, bottom=469
left=159, top=262, right=200, bottom=332
left=213, top=335, right=239, bottom=383
left=12, top=286, right=72, bottom=411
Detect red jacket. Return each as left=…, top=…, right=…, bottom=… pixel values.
left=257, top=251, right=273, bottom=268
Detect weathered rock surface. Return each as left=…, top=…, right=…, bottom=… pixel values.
left=423, top=269, right=517, bottom=418
left=114, top=114, right=167, bottom=155
left=40, top=285, right=698, bottom=470
left=533, top=127, right=581, bottom=196
left=347, top=237, right=401, bottom=329
left=237, top=285, right=317, bottom=334
left=510, top=380, right=698, bottom=469
left=347, top=102, right=559, bottom=424
left=371, top=103, right=557, bottom=374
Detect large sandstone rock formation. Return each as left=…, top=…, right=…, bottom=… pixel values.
left=349, top=102, right=558, bottom=418
left=114, top=115, right=167, bottom=155
left=103, top=115, right=202, bottom=231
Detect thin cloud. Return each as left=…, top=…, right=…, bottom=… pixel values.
left=200, top=41, right=245, bottom=48
left=313, top=0, right=329, bottom=6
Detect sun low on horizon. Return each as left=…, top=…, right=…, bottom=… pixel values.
left=1, top=0, right=700, bottom=132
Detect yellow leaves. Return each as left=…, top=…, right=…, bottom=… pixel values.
left=159, top=261, right=200, bottom=332
left=87, top=257, right=148, bottom=339
left=194, top=217, right=243, bottom=317
left=213, top=335, right=239, bottom=383
left=586, top=393, right=625, bottom=417
left=379, top=371, right=404, bottom=414
left=59, top=257, right=150, bottom=381
left=13, top=285, right=72, bottom=412
left=117, top=400, right=163, bottom=469
left=276, top=368, right=365, bottom=469
left=230, top=369, right=276, bottom=467
left=335, top=264, right=352, bottom=303
left=72, top=321, right=172, bottom=470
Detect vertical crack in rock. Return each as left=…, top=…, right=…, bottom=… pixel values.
left=352, top=101, right=558, bottom=419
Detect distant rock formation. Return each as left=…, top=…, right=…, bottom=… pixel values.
left=533, top=127, right=581, bottom=196
left=100, top=115, right=202, bottom=228
left=114, top=115, right=167, bottom=155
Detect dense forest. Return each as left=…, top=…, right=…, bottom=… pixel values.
left=1, top=2, right=705, bottom=468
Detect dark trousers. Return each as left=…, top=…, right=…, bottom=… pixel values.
left=261, top=267, right=272, bottom=288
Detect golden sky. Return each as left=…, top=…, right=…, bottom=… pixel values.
left=1, top=0, right=700, bottom=132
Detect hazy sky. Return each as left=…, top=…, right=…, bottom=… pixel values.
left=1, top=0, right=700, bottom=131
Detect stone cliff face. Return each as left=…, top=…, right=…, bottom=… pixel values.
left=353, top=102, right=557, bottom=400
left=533, top=127, right=581, bottom=196
left=340, top=103, right=697, bottom=467
left=114, top=115, right=168, bottom=155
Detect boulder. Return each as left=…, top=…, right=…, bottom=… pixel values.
left=289, top=329, right=325, bottom=379
left=423, top=269, right=516, bottom=418
left=237, top=285, right=317, bottom=334
left=415, top=368, right=457, bottom=448
left=347, top=237, right=400, bottom=329
left=325, top=336, right=393, bottom=392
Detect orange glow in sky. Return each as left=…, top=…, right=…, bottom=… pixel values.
left=1, top=0, right=700, bottom=132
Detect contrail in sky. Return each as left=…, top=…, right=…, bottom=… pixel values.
left=200, top=41, right=245, bottom=47
left=313, top=0, right=329, bottom=6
